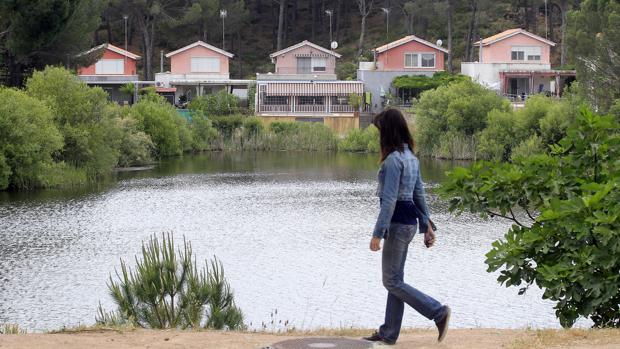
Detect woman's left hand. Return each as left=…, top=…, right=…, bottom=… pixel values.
left=370, top=237, right=381, bottom=251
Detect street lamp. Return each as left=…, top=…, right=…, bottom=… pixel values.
left=381, top=8, right=390, bottom=40
left=325, top=10, right=333, bottom=44
left=220, top=9, right=228, bottom=50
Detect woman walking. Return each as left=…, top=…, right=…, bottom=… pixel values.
left=364, top=108, right=451, bottom=345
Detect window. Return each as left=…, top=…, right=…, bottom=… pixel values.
left=297, top=57, right=311, bottom=74
left=264, top=96, right=289, bottom=105
left=512, top=46, right=541, bottom=61
left=404, top=53, right=435, bottom=68
left=331, top=96, right=348, bottom=105
left=191, top=57, right=220, bottom=73
left=298, top=96, right=324, bottom=105
left=95, top=59, right=124, bottom=74
left=511, top=51, right=525, bottom=60
left=404, top=53, right=419, bottom=68
left=421, top=53, right=435, bottom=67
left=312, top=57, right=327, bottom=72
left=297, top=57, right=327, bottom=73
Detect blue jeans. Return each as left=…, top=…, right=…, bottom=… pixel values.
left=378, top=223, right=446, bottom=342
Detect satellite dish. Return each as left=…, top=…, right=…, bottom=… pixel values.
left=331, top=41, right=339, bottom=50
left=436, top=39, right=443, bottom=47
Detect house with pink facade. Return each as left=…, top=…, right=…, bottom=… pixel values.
left=77, top=43, right=141, bottom=104
left=461, top=28, right=575, bottom=101
left=255, top=40, right=365, bottom=134
left=357, top=35, right=449, bottom=112
left=155, top=41, right=252, bottom=106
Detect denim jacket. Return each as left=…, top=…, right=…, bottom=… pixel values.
left=372, top=145, right=431, bottom=238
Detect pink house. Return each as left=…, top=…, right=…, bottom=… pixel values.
left=270, top=40, right=340, bottom=75
left=461, top=28, right=575, bottom=100
left=256, top=41, right=365, bottom=134
left=77, top=43, right=141, bottom=104
left=155, top=41, right=252, bottom=105
left=357, top=35, right=449, bottom=112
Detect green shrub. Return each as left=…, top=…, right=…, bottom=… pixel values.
left=268, top=122, right=338, bottom=151
left=348, top=93, right=362, bottom=111
left=393, top=72, right=469, bottom=97
left=0, top=88, right=63, bottom=190
left=242, top=117, right=264, bottom=138
left=339, top=126, right=379, bottom=152
left=608, top=99, right=620, bottom=122
left=25, top=66, right=122, bottom=178
left=336, top=61, right=358, bottom=80
left=116, top=117, right=155, bottom=167
left=415, top=79, right=510, bottom=158
left=441, top=107, right=620, bottom=328
left=510, top=134, right=545, bottom=160
left=127, top=99, right=189, bottom=157
left=247, top=83, right=257, bottom=113
left=269, top=121, right=300, bottom=135
left=514, top=95, right=553, bottom=139
left=477, top=109, right=518, bottom=161
left=191, top=115, right=218, bottom=152
left=210, top=115, right=244, bottom=138
left=436, top=132, right=478, bottom=160
left=188, top=91, right=239, bottom=116
left=97, top=233, right=244, bottom=330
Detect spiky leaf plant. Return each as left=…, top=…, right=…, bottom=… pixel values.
left=97, top=233, right=244, bottom=330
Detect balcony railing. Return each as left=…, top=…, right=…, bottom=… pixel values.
left=330, top=105, right=355, bottom=112
left=259, top=104, right=292, bottom=112
left=258, top=104, right=360, bottom=113
left=295, top=104, right=327, bottom=113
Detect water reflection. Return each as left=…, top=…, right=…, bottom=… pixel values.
left=0, top=152, right=571, bottom=332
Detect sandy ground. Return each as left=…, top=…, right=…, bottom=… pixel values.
left=2, top=328, right=620, bottom=349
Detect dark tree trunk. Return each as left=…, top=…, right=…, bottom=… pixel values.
left=311, top=0, right=316, bottom=41
left=465, top=0, right=478, bottom=62
left=138, top=16, right=154, bottom=81
left=335, top=0, right=342, bottom=42
left=358, top=14, right=366, bottom=57
left=447, top=0, right=454, bottom=72
left=560, top=0, right=568, bottom=66
left=277, top=0, right=286, bottom=50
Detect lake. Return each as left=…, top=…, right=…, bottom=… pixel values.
left=0, top=152, right=573, bottom=332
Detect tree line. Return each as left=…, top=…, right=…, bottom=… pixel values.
left=1, top=0, right=618, bottom=109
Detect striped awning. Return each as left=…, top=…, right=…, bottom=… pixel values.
left=265, top=82, right=364, bottom=96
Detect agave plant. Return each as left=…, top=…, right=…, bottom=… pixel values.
left=97, top=233, right=244, bottom=330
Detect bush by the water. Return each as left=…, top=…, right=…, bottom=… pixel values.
left=188, top=90, right=239, bottom=116
left=392, top=72, right=469, bottom=97
left=26, top=67, right=123, bottom=179
left=441, top=107, right=620, bottom=328
left=96, top=233, right=244, bottom=330
left=415, top=79, right=511, bottom=159
left=415, top=79, right=583, bottom=160
left=338, top=126, right=379, bottom=152
left=0, top=88, right=63, bottom=190
left=125, top=98, right=192, bottom=158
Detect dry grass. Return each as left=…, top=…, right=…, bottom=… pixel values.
left=510, top=328, right=620, bottom=349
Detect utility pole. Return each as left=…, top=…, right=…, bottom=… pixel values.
left=325, top=10, right=333, bottom=44
left=381, top=8, right=390, bottom=40
left=220, top=9, right=227, bottom=50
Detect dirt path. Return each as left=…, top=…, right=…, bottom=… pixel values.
left=1, top=328, right=620, bottom=349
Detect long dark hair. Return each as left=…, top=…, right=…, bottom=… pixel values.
left=372, top=108, right=415, bottom=162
